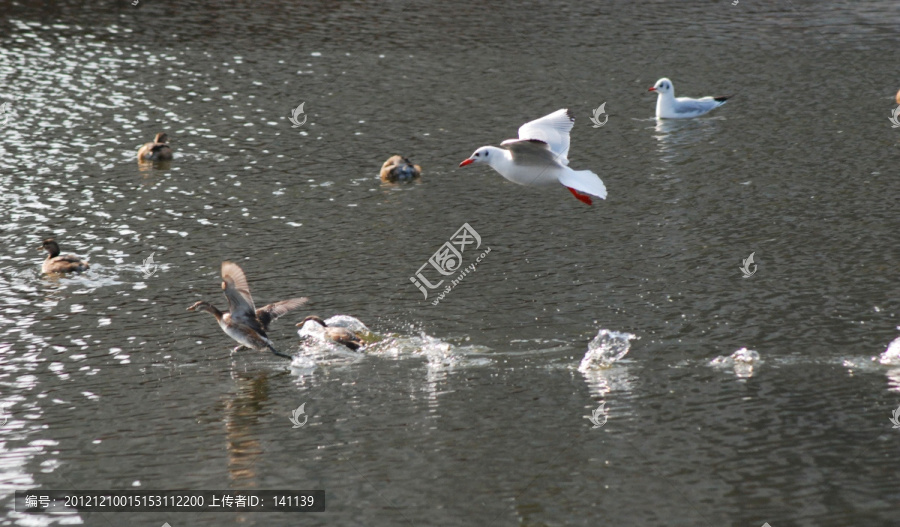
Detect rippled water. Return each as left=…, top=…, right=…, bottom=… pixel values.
left=1, top=0, right=899, bottom=525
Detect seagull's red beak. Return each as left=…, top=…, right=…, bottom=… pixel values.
left=648, top=87, right=656, bottom=92
left=459, top=158, right=474, bottom=167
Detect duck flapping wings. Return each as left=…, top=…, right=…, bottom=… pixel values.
left=258, top=298, right=309, bottom=330
left=221, top=261, right=307, bottom=329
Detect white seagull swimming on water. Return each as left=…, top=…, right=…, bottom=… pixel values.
left=649, top=78, right=731, bottom=119
left=459, top=108, right=607, bottom=205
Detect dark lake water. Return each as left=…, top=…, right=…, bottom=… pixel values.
left=1, top=0, right=899, bottom=525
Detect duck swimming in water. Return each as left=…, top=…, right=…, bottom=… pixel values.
left=40, top=239, right=90, bottom=274
left=297, top=315, right=364, bottom=351
left=137, top=132, right=173, bottom=162
left=187, top=261, right=308, bottom=359
left=380, top=155, right=421, bottom=183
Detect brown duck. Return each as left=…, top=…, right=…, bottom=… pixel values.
left=187, top=261, right=308, bottom=359
left=40, top=239, right=90, bottom=274
left=380, top=155, right=421, bottom=183
left=297, top=315, right=364, bottom=351
left=137, top=132, right=173, bottom=162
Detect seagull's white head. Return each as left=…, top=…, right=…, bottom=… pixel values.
left=459, top=146, right=497, bottom=167
left=649, top=78, right=674, bottom=96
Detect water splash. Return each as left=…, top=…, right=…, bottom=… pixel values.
left=296, top=319, right=327, bottom=341
left=348, top=331, right=489, bottom=373
left=296, top=314, right=375, bottom=348
left=294, top=317, right=489, bottom=374
left=578, top=330, right=637, bottom=371
left=322, top=315, right=370, bottom=334
left=878, top=335, right=900, bottom=366
left=709, top=347, right=761, bottom=378
left=289, top=354, right=317, bottom=375
left=416, top=333, right=464, bottom=369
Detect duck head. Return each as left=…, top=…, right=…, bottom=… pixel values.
left=394, top=157, right=419, bottom=178
left=154, top=132, right=169, bottom=144
left=40, top=239, right=61, bottom=258
left=187, top=300, right=216, bottom=314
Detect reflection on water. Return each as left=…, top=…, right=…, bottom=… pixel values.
left=580, top=365, right=636, bottom=399
left=225, top=371, right=268, bottom=488
left=651, top=117, right=724, bottom=167
left=885, top=368, right=900, bottom=394
left=137, top=159, right=172, bottom=173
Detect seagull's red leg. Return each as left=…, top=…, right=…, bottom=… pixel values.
left=566, top=187, right=593, bottom=205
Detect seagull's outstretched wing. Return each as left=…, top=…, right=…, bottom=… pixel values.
left=221, top=261, right=257, bottom=324
left=501, top=139, right=566, bottom=169
left=502, top=108, right=574, bottom=164
left=257, top=297, right=309, bottom=330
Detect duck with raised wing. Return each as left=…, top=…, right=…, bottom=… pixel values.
left=459, top=109, right=607, bottom=205
left=187, top=261, right=308, bottom=359
left=137, top=132, right=173, bottom=162
left=380, top=155, right=422, bottom=183
left=649, top=78, right=730, bottom=119
left=297, top=315, right=365, bottom=351
left=40, top=239, right=90, bottom=274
